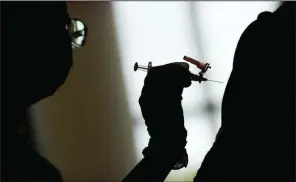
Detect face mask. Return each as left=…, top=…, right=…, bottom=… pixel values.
left=23, top=18, right=88, bottom=108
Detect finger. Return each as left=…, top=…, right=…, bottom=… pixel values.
left=173, top=62, right=189, bottom=70
left=165, top=63, right=191, bottom=87
left=146, top=63, right=192, bottom=88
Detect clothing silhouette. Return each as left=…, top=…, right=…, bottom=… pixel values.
left=194, top=2, right=295, bottom=181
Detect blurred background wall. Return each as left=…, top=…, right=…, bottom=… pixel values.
left=29, top=1, right=279, bottom=181
left=30, top=2, right=135, bottom=181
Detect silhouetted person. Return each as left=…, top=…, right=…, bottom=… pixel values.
left=194, top=2, right=295, bottom=181
left=2, top=2, right=72, bottom=181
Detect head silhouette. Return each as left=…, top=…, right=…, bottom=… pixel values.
left=3, top=2, right=74, bottom=108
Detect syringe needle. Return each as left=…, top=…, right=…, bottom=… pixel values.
left=206, top=79, right=223, bottom=83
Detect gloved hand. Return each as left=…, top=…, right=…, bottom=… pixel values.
left=139, top=62, right=191, bottom=170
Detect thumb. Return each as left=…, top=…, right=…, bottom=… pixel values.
left=173, top=62, right=189, bottom=70
left=171, top=62, right=191, bottom=88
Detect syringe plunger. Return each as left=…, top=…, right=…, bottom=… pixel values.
left=134, top=62, right=152, bottom=72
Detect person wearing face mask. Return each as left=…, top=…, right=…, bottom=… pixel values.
left=2, top=1, right=188, bottom=181
left=1, top=2, right=86, bottom=181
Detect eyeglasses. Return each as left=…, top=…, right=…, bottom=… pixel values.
left=66, top=18, right=88, bottom=49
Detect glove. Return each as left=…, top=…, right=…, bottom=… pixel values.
left=139, top=62, right=191, bottom=170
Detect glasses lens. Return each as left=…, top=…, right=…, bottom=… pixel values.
left=67, top=18, right=87, bottom=48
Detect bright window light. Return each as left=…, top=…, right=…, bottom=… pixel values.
left=112, top=2, right=278, bottom=181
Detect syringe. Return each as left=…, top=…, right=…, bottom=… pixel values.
left=134, top=62, right=152, bottom=72
left=134, top=62, right=223, bottom=84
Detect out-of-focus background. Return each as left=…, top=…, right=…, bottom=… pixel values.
left=29, top=2, right=279, bottom=181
